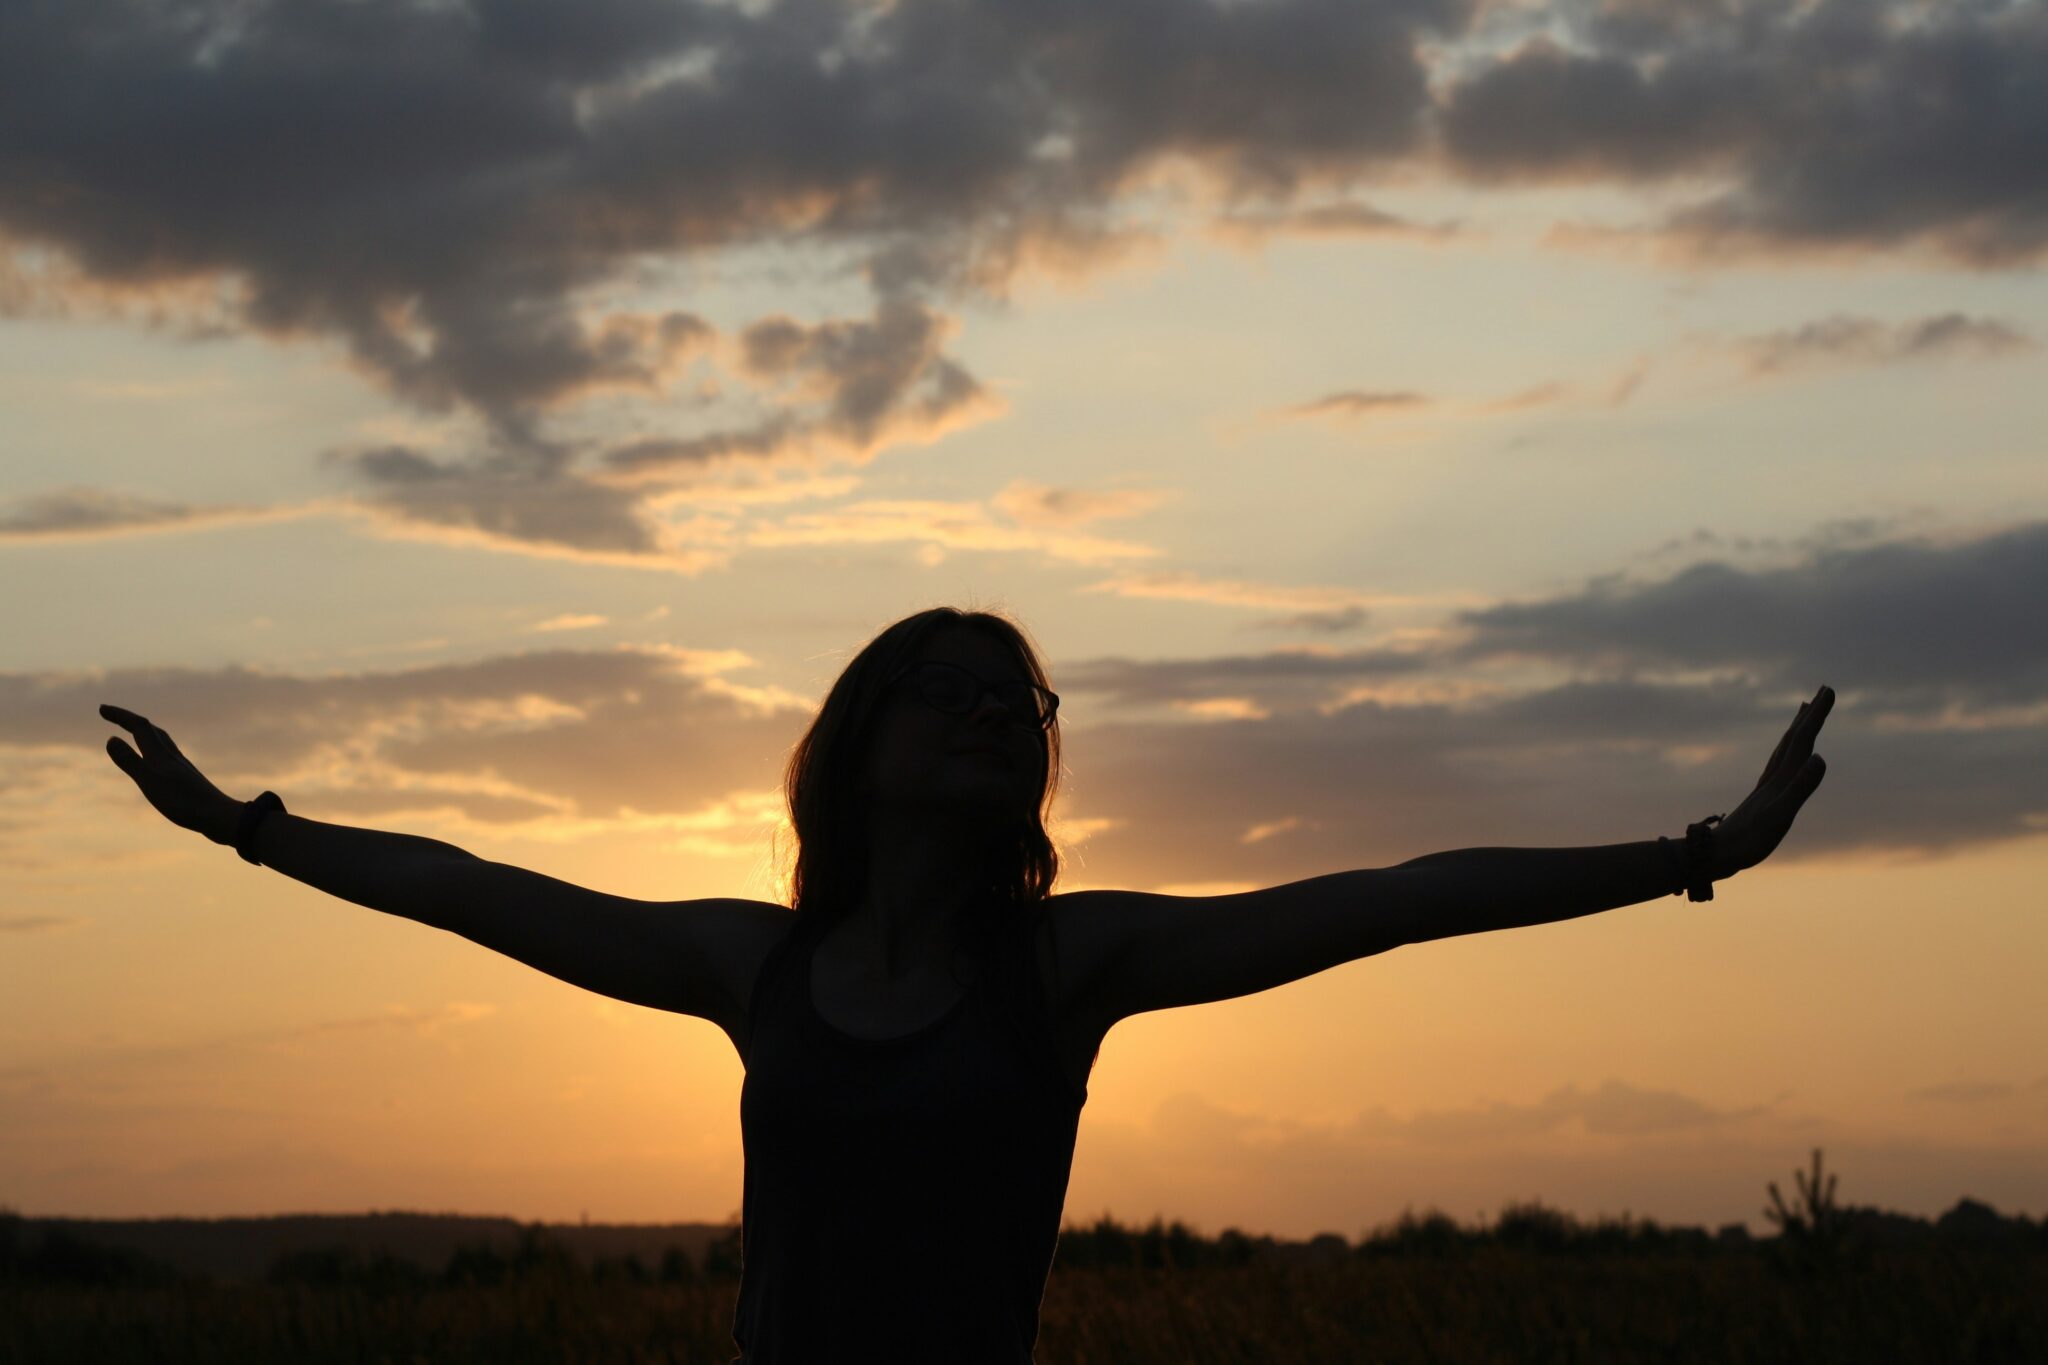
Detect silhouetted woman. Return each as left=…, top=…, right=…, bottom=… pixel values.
left=101, top=605, right=1833, bottom=1363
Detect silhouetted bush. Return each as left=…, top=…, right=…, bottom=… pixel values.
left=590, top=1251, right=652, bottom=1285
left=3, top=1225, right=182, bottom=1287
left=441, top=1224, right=580, bottom=1287
left=657, top=1244, right=697, bottom=1284
left=1361, top=1206, right=1471, bottom=1259
left=1492, top=1199, right=1580, bottom=1254
left=699, top=1225, right=743, bottom=1282
left=266, top=1244, right=429, bottom=1292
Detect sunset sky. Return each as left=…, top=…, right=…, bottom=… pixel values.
left=4, top=0, right=2046, bottom=1242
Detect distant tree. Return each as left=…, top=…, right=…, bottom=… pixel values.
left=591, top=1252, right=652, bottom=1285
left=1362, top=1207, right=1468, bottom=1259
left=12, top=1228, right=180, bottom=1287
left=700, top=1226, right=743, bottom=1282
left=1490, top=1200, right=1581, bottom=1253
left=1765, top=1147, right=1864, bottom=1275
left=266, top=1245, right=426, bottom=1291
left=658, top=1244, right=697, bottom=1285
left=1214, top=1227, right=1258, bottom=1267
left=443, top=1224, right=581, bottom=1287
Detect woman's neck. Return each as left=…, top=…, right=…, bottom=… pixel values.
left=841, top=809, right=998, bottom=979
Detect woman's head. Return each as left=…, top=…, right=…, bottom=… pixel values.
left=781, top=606, right=1063, bottom=921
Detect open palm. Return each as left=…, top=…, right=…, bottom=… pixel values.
left=1713, top=685, right=1833, bottom=878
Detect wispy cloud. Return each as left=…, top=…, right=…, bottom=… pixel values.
left=1728, top=312, right=2037, bottom=378
left=528, top=614, right=610, bottom=634
left=1081, top=572, right=1388, bottom=616
left=745, top=497, right=1161, bottom=568
left=990, top=480, right=1171, bottom=528
left=0, top=487, right=324, bottom=543
left=1274, top=390, right=1431, bottom=421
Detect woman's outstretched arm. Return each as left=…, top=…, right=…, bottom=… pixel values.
left=1047, top=686, right=1835, bottom=1027
left=98, top=703, right=785, bottom=1025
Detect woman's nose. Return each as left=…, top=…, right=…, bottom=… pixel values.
left=968, top=690, right=1023, bottom=727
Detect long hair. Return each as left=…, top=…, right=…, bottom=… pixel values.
left=780, top=606, right=1063, bottom=932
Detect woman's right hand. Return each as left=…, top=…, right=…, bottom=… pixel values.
left=100, top=704, right=244, bottom=845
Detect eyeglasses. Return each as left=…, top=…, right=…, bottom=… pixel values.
left=886, top=661, right=1060, bottom=729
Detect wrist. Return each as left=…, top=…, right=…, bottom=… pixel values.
left=204, top=796, right=245, bottom=847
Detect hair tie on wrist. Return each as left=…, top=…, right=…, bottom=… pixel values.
left=1683, top=813, right=1723, bottom=903
left=1659, top=815, right=1726, bottom=903
left=235, top=791, right=286, bottom=866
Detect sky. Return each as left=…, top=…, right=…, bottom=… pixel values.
left=3, top=0, right=2046, bottom=1242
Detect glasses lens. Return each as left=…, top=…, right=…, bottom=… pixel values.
left=996, top=683, right=1049, bottom=726
left=916, top=663, right=977, bottom=713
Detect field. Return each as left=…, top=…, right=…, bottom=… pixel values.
left=6, top=1151, right=2044, bottom=1363
left=6, top=1239, right=2044, bottom=1363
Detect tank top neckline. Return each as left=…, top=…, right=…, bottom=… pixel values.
left=802, top=917, right=978, bottom=1046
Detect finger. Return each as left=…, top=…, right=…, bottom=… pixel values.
left=100, top=703, right=149, bottom=736
left=100, top=704, right=167, bottom=757
left=1761, top=701, right=1805, bottom=786
left=1798, top=753, right=1826, bottom=799
left=106, top=736, right=140, bottom=773
left=1801, top=685, right=1834, bottom=748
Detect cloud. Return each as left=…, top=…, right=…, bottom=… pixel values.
left=1275, top=390, right=1432, bottom=421
left=742, top=496, right=1163, bottom=567
left=0, top=914, right=82, bottom=933
left=8, top=0, right=2040, bottom=572
left=1472, top=379, right=1572, bottom=412
left=592, top=296, right=1006, bottom=485
left=1049, top=519, right=2048, bottom=885
left=1206, top=198, right=1468, bottom=247
left=0, top=0, right=1464, bottom=560
left=1437, top=1, right=2048, bottom=267
left=990, top=480, right=1170, bottom=528
left=0, top=487, right=320, bottom=542
left=7, top=645, right=814, bottom=854
left=1445, top=519, right=2048, bottom=698
left=15, top=519, right=2048, bottom=889
left=1080, top=571, right=1388, bottom=617
left=1906, top=1080, right=2014, bottom=1104
left=1729, top=312, right=2037, bottom=377
left=1246, top=605, right=1372, bottom=634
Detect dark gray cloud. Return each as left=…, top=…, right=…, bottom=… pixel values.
left=7, top=0, right=2041, bottom=559
left=0, top=0, right=1466, bottom=555
left=1446, top=520, right=2048, bottom=700
left=1050, top=519, right=2047, bottom=885
left=1439, top=0, right=2048, bottom=266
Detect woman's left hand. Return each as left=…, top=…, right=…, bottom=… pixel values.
left=1711, top=685, right=1834, bottom=878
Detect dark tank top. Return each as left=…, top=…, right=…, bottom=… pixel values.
left=730, top=899, right=1089, bottom=1364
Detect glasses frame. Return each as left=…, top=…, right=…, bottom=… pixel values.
left=885, top=660, right=1060, bottom=730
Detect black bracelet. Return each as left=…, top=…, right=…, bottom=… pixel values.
left=1683, top=813, right=1724, bottom=903
left=1656, top=835, right=1688, bottom=897
left=235, top=790, right=287, bottom=866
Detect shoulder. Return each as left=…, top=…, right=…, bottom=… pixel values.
left=1035, top=889, right=1145, bottom=1021
left=693, top=899, right=799, bottom=1056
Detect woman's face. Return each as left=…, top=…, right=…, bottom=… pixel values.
left=859, top=627, right=1049, bottom=823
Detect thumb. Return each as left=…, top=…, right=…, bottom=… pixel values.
left=107, top=736, right=140, bottom=772
left=1798, top=753, right=1826, bottom=796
